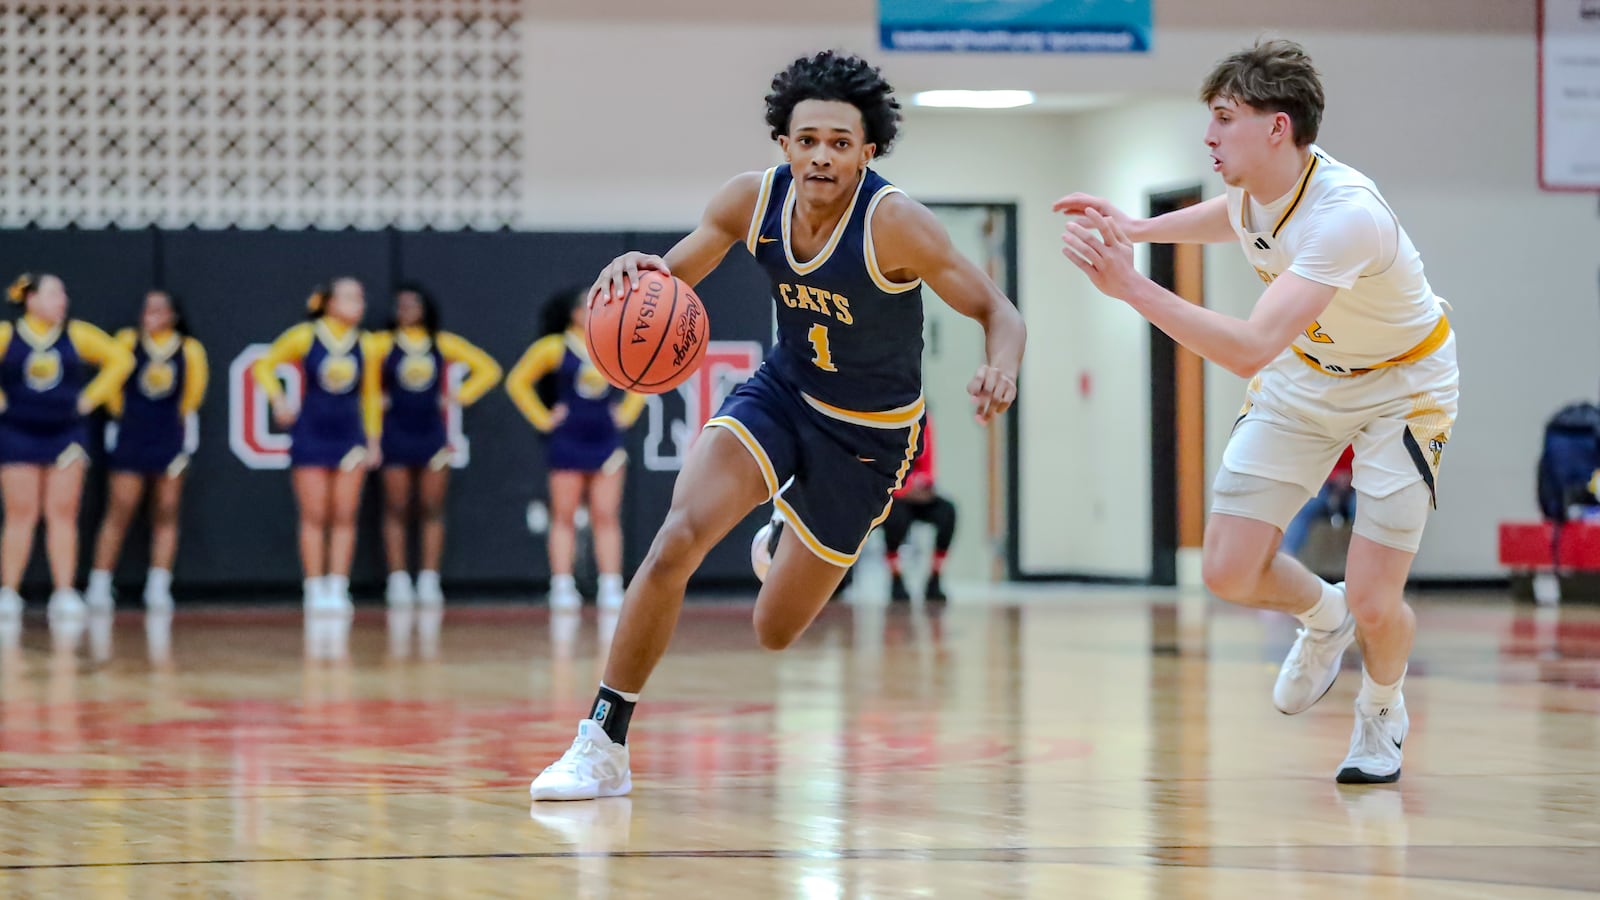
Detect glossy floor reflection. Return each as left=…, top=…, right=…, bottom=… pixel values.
left=0, top=589, right=1596, bottom=898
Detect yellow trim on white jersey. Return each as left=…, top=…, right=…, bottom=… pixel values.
left=1292, top=314, right=1451, bottom=377
left=781, top=171, right=868, bottom=276
left=705, top=415, right=780, bottom=500
left=863, top=185, right=922, bottom=295
left=1240, top=151, right=1322, bottom=238
left=802, top=392, right=924, bottom=429
left=745, top=167, right=778, bottom=255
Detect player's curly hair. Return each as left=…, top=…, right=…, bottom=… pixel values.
left=765, top=51, right=901, bottom=158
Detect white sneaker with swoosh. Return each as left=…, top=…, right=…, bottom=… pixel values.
left=1336, top=698, right=1408, bottom=784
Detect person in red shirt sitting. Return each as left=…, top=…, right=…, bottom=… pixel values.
left=1282, top=445, right=1356, bottom=557
left=883, top=415, right=957, bottom=602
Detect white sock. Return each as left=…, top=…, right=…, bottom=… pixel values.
left=600, top=681, right=640, bottom=703
left=416, top=570, right=440, bottom=591
left=327, top=574, right=349, bottom=597
left=1358, top=666, right=1405, bottom=715
left=89, top=570, right=113, bottom=593
left=551, top=574, right=576, bottom=593
left=598, top=573, right=623, bottom=594
left=388, top=570, right=412, bottom=588
left=1296, top=581, right=1348, bottom=632
left=147, top=568, right=172, bottom=594
left=304, top=577, right=322, bottom=597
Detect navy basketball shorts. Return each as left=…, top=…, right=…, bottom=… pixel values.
left=705, top=363, right=923, bottom=567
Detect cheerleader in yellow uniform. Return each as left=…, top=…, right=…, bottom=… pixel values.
left=252, top=278, right=382, bottom=615
left=0, top=274, right=135, bottom=622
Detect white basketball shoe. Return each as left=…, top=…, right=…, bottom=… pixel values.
left=1336, top=698, right=1408, bottom=784
left=530, top=720, right=632, bottom=801
left=1274, top=587, right=1357, bottom=715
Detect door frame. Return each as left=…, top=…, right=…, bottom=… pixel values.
left=922, top=201, right=1020, bottom=584
left=1147, top=185, right=1207, bottom=586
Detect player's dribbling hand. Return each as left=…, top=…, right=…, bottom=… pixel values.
left=1061, top=208, right=1141, bottom=301
left=968, top=364, right=1017, bottom=425
left=589, top=252, right=670, bottom=309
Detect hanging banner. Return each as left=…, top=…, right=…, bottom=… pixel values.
left=1539, top=0, right=1600, bottom=190
left=880, top=0, right=1151, bottom=54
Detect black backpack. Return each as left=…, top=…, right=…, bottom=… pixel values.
left=1537, top=402, right=1600, bottom=522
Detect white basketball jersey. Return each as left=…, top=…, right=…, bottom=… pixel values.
left=1226, top=147, right=1447, bottom=374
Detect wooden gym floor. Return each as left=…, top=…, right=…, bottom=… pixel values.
left=0, top=587, right=1595, bottom=898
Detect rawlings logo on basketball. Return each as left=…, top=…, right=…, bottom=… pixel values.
left=587, top=272, right=708, bottom=395
left=671, top=302, right=703, bottom=367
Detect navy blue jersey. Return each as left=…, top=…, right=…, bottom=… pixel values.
left=0, top=318, right=85, bottom=428
left=746, top=165, right=925, bottom=419
left=382, top=329, right=446, bottom=440
left=553, top=333, right=625, bottom=448
left=118, top=330, right=188, bottom=449
left=294, top=319, right=366, bottom=451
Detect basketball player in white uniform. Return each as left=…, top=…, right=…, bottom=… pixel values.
left=1054, top=39, right=1457, bottom=783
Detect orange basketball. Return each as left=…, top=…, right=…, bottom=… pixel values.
left=584, top=270, right=709, bottom=394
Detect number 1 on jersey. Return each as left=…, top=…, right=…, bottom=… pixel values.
left=808, top=323, right=837, bottom=372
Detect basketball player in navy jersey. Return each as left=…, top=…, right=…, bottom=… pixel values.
left=532, top=51, right=1026, bottom=801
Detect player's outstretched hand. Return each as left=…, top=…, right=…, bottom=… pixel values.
left=968, top=364, right=1017, bottom=425
left=588, top=253, right=670, bottom=309
left=1052, top=193, right=1137, bottom=231
left=1061, top=209, right=1142, bottom=301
